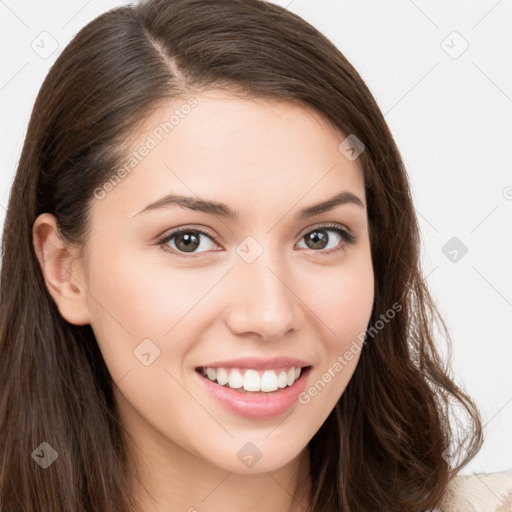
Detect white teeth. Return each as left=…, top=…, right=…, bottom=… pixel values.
left=260, top=370, right=279, bottom=392
left=243, top=369, right=260, bottom=391
left=216, top=368, right=229, bottom=386
left=200, top=366, right=305, bottom=392
left=228, top=369, right=243, bottom=389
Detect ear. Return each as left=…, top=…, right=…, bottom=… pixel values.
left=32, top=213, right=91, bottom=326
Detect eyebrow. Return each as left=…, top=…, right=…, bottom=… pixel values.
left=131, top=190, right=365, bottom=219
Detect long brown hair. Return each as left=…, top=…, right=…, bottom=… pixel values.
left=0, top=0, right=483, bottom=510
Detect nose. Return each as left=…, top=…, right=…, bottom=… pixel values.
left=223, top=250, right=302, bottom=341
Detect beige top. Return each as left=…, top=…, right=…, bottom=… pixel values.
left=438, top=470, right=512, bottom=511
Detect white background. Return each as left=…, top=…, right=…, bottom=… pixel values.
left=1, top=0, right=511, bottom=475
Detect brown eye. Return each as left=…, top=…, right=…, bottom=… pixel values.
left=159, top=229, right=217, bottom=255
left=303, top=230, right=329, bottom=250
left=297, top=225, right=356, bottom=254
left=174, top=231, right=201, bottom=252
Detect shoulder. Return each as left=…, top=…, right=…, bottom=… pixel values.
left=438, top=469, right=512, bottom=512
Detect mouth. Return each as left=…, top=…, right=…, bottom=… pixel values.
left=195, top=365, right=312, bottom=394
left=194, top=364, right=312, bottom=419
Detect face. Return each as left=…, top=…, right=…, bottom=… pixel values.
left=69, top=91, right=374, bottom=475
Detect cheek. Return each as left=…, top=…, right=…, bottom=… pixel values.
left=336, top=273, right=374, bottom=347
left=295, top=259, right=373, bottom=432
left=84, top=250, right=219, bottom=376
left=303, top=256, right=374, bottom=351
left=87, top=248, right=204, bottom=331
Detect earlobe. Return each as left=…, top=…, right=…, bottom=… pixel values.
left=32, top=213, right=91, bottom=326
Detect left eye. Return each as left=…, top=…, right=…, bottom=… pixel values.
left=297, top=227, right=354, bottom=253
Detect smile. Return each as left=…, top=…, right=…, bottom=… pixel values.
left=197, top=366, right=303, bottom=392
left=194, top=365, right=312, bottom=419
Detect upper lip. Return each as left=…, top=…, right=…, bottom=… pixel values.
left=197, top=356, right=312, bottom=371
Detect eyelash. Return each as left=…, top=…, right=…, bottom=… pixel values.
left=156, top=223, right=356, bottom=259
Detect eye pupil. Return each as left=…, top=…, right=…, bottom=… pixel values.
left=305, top=230, right=328, bottom=250
left=175, top=232, right=200, bottom=252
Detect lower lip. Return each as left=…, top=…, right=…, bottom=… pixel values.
left=194, top=367, right=312, bottom=420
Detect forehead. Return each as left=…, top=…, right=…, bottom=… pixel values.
left=92, top=90, right=365, bottom=222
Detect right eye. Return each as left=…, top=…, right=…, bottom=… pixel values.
left=157, top=228, right=220, bottom=257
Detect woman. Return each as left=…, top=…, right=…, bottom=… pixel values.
left=1, top=0, right=509, bottom=510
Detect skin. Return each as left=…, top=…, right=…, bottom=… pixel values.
left=33, top=90, right=375, bottom=512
